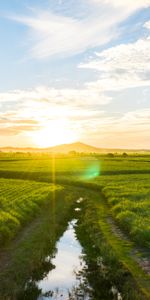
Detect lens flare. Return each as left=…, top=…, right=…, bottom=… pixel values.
left=81, top=159, right=100, bottom=180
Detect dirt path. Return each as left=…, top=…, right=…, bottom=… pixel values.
left=107, top=217, right=150, bottom=276
left=0, top=214, right=42, bottom=272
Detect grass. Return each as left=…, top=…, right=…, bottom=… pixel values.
left=0, top=154, right=150, bottom=248
left=85, top=173, right=150, bottom=248
left=0, top=153, right=149, bottom=298
left=0, top=185, right=79, bottom=299
left=76, top=193, right=149, bottom=300
left=0, top=153, right=150, bottom=174
left=1, top=185, right=149, bottom=299
left=0, top=178, right=62, bottom=245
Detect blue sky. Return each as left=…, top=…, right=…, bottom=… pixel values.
left=0, top=0, right=150, bottom=148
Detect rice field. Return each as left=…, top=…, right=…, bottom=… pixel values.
left=89, top=174, right=150, bottom=248
left=0, top=153, right=150, bottom=299
left=0, top=178, right=62, bottom=245
left=0, top=153, right=150, bottom=248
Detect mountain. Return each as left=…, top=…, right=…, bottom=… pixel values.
left=0, top=142, right=149, bottom=153
left=45, top=142, right=101, bottom=153
left=0, top=142, right=101, bottom=153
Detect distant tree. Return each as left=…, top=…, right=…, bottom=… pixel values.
left=122, top=152, right=128, bottom=157
left=69, top=150, right=77, bottom=156
left=107, top=153, right=114, bottom=157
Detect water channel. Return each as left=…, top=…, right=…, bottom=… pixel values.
left=37, top=218, right=91, bottom=299
left=21, top=197, right=123, bottom=300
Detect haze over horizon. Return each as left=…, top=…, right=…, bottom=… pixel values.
left=0, top=0, right=150, bottom=149
left=0, top=141, right=150, bottom=151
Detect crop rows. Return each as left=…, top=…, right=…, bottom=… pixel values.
left=87, top=174, right=150, bottom=248
left=0, top=155, right=150, bottom=175
left=0, top=154, right=150, bottom=249
left=0, top=178, right=61, bottom=245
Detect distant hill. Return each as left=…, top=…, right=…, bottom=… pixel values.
left=0, top=142, right=150, bottom=153
left=0, top=142, right=101, bottom=153
left=45, top=142, right=102, bottom=153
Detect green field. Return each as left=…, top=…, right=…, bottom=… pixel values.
left=0, top=178, right=63, bottom=245
left=0, top=154, right=149, bottom=248
left=0, top=153, right=150, bottom=299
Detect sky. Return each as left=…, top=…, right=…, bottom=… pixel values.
left=0, top=0, right=150, bottom=149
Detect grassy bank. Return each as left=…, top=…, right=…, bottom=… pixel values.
left=0, top=185, right=80, bottom=299
left=0, top=178, right=63, bottom=246
left=76, top=191, right=150, bottom=300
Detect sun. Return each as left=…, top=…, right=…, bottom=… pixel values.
left=30, top=120, right=78, bottom=148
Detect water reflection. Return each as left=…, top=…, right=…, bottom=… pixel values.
left=75, top=208, right=81, bottom=212
left=36, top=220, right=92, bottom=299
left=76, top=198, right=84, bottom=204
left=20, top=200, right=124, bottom=300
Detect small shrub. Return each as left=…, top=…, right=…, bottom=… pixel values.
left=116, top=211, right=136, bottom=233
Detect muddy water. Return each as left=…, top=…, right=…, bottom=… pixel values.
left=36, top=219, right=92, bottom=300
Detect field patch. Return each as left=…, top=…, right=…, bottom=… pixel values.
left=0, top=178, right=62, bottom=245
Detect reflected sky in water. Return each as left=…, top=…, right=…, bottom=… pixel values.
left=37, top=220, right=87, bottom=299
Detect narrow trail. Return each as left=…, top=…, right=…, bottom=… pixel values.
left=107, top=217, right=150, bottom=276
left=0, top=214, right=42, bottom=272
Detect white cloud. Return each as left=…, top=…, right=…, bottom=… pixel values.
left=144, top=20, right=150, bottom=30
left=81, top=108, right=150, bottom=132
left=0, top=85, right=111, bottom=106
left=82, top=108, right=150, bottom=149
left=90, top=0, right=150, bottom=10
left=9, top=0, right=150, bottom=59
left=10, top=12, right=117, bottom=59
left=0, top=85, right=110, bottom=138
left=111, top=109, right=150, bottom=132
left=80, top=30, right=150, bottom=91
left=0, top=86, right=149, bottom=148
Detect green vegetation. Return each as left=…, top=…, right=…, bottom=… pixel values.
left=0, top=178, right=62, bottom=245
left=0, top=154, right=150, bottom=248
left=76, top=193, right=148, bottom=300
left=1, top=185, right=149, bottom=299
left=0, top=185, right=79, bottom=299
left=0, top=153, right=150, bottom=174
left=100, top=174, right=150, bottom=248
left=0, top=153, right=149, bottom=299
left=1, top=153, right=149, bottom=248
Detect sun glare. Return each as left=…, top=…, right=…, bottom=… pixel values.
left=30, top=120, right=78, bottom=148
